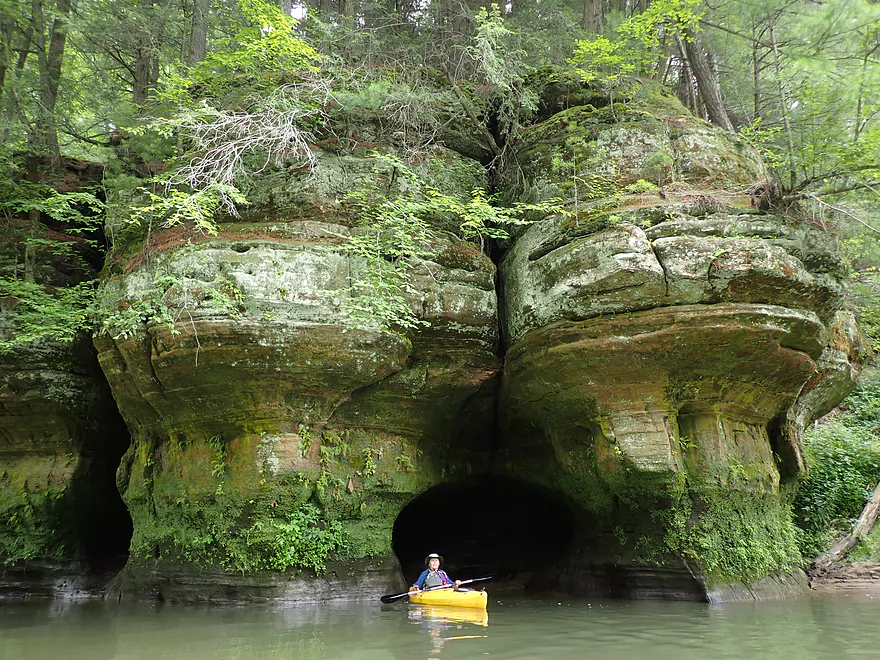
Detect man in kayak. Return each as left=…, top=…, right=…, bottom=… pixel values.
left=410, top=553, right=462, bottom=591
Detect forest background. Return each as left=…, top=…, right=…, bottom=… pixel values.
left=2, top=0, right=880, bottom=564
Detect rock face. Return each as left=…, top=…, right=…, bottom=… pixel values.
left=94, top=147, right=500, bottom=601
left=7, top=86, right=866, bottom=603
left=498, top=89, right=868, bottom=600
left=1, top=313, right=131, bottom=597
left=0, top=160, right=133, bottom=597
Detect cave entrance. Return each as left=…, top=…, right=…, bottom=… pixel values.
left=392, top=475, right=575, bottom=586
left=70, top=390, right=133, bottom=578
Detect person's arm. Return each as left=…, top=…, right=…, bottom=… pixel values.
left=441, top=571, right=461, bottom=587
left=445, top=571, right=462, bottom=588
left=411, top=570, right=428, bottom=590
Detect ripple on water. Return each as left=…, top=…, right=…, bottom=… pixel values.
left=3, top=595, right=880, bottom=659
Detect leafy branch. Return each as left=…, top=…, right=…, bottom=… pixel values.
left=329, top=152, right=564, bottom=334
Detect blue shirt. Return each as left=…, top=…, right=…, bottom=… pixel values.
left=412, top=569, right=453, bottom=589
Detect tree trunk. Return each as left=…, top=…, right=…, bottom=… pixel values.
left=752, top=26, right=762, bottom=120
left=0, top=15, right=14, bottom=94
left=186, top=0, right=208, bottom=65
left=582, top=0, right=604, bottom=33
left=24, top=155, right=41, bottom=283
left=674, top=34, right=696, bottom=113
left=683, top=31, right=734, bottom=131
left=769, top=22, right=797, bottom=188
left=1, top=24, right=31, bottom=138
left=814, top=481, right=880, bottom=571
left=338, top=0, right=355, bottom=17
left=31, top=0, right=71, bottom=165
left=132, top=0, right=159, bottom=105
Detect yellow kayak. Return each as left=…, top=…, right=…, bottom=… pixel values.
left=409, top=588, right=488, bottom=609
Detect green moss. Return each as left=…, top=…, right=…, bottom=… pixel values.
left=0, top=456, right=77, bottom=563
left=684, top=486, right=802, bottom=585
left=121, top=422, right=431, bottom=574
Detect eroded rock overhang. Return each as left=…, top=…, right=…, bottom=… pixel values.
left=88, top=90, right=869, bottom=603
left=495, top=92, right=869, bottom=600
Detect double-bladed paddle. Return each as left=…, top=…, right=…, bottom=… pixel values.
left=380, top=576, right=493, bottom=604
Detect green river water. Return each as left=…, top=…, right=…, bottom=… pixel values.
left=2, top=594, right=879, bottom=659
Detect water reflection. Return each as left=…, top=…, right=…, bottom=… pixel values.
left=406, top=604, right=488, bottom=659
left=5, top=595, right=880, bottom=659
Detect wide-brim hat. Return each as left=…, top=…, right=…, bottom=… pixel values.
left=424, top=553, right=444, bottom=566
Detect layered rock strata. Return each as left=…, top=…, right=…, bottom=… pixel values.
left=94, top=147, right=500, bottom=601
left=4, top=87, right=867, bottom=604
left=499, top=90, right=867, bottom=600
left=0, top=330, right=131, bottom=597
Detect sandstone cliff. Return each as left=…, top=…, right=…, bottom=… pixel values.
left=1, top=85, right=869, bottom=603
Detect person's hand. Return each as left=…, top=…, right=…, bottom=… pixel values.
left=409, top=585, right=419, bottom=592
left=454, top=580, right=461, bottom=587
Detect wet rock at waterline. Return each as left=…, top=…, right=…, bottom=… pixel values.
left=0, top=164, right=133, bottom=597
left=0, top=328, right=132, bottom=598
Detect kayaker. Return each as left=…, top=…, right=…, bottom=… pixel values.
left=410, top=553, right=462, bottom=591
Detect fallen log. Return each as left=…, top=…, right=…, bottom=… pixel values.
left=813, top=480, right=880, bottom=571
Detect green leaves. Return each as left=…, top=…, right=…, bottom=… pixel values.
left=125, top=182, right=248, bottom=235
left=0, top=279, right=96, bottom=354
left=331, top=152, right=563, bottom=335
left=571, top=0, right=702, bottom=85
left=794, top=372, right=880, bottom=558
left=257, top=503, right=345, bottom=574
left=467, top=4, right=538, bottom=138
left=181, top=0, right=320, bottom=100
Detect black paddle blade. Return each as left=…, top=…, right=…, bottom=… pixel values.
left=379, top=591, right=411, bottom=604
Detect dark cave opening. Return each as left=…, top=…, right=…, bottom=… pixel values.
left=68, top=375, right=134, bottom=576
left=392, top=475, right=575, bottom=587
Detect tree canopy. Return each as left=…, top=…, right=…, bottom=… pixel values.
left=1, top=0, right=879, bottom=347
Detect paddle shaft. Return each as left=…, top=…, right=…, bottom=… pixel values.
left=379, top=576, right=492, bottom=603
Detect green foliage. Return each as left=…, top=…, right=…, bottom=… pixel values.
left=331, top=152, right=562, bottom=334
left=642, top=150, right=675, bottom=185
left=570, top=36, right=638, bottom=86
left=738, top=118, right=786, bottom=170
left=95, top=252, right=248, bottom=339
left=176, top=0, right=319, bottom=99
left=793, top=371, right=880, bottom=558
left=0, top=497, right=65, bottom=565
left=0, top=180, right=104, bottom=272
left=847, top=271, right=880, bottom=353
left=125, top=183, right=248, bottom=236
left=0, top=460, right=70, bottom=564
left=127, top=436, right=346, bottom=574
left=2, top=183, right=105, bottom=232
left=467, top=4, right=538, bottom=140
left=684, top=488, right=802, bottom=584
left=249, top=503, right=345, bottom=573
left=0, top=279, right=96, bottom=354
left=95, top=272, right=181, bottom=340
left=571, top=0, right=702, bottom=86
left=133, top=495, right=345, bottom=575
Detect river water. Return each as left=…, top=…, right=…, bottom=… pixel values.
left=2, top=593, right=879, bottom=660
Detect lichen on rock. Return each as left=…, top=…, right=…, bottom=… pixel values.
left=4, top=79, right=863, bottom=604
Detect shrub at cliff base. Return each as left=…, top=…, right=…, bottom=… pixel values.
left=794, top=370, right=880, bottom=559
